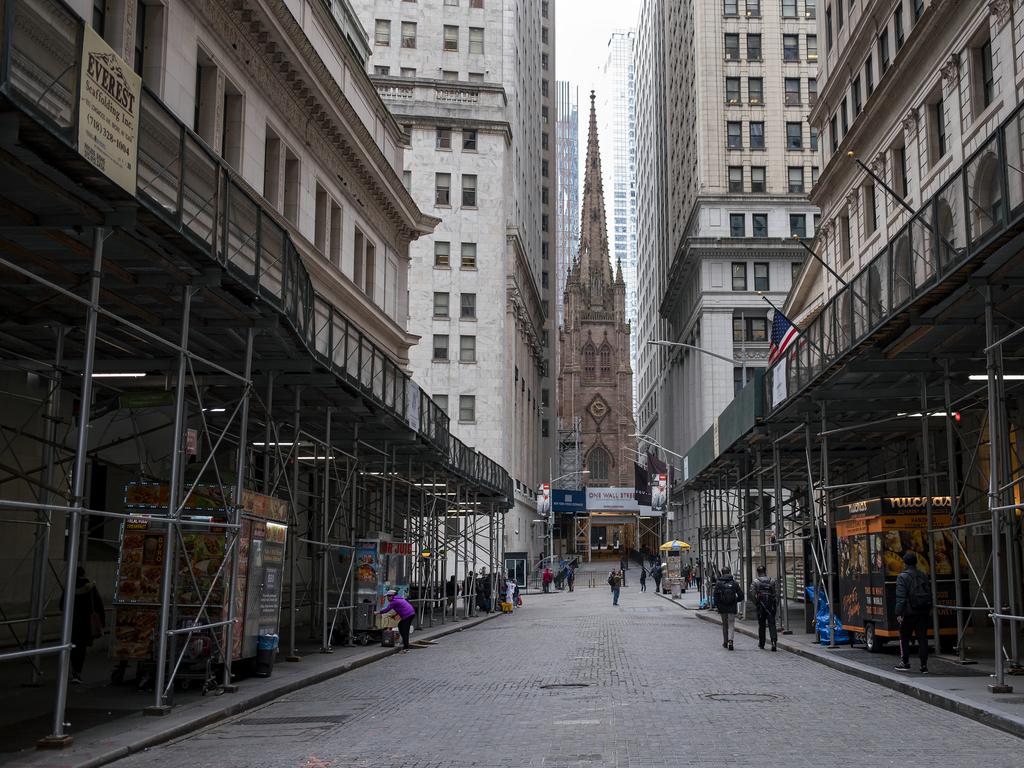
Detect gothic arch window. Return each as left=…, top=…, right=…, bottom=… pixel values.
left=587, top=446, right=611, bottom=485
left=582, top=343, right=596, bottom=380
left=599, top=343, right=612, bottom=378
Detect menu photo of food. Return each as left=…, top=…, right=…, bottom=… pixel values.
left=111, top=606, right=159, bottom=660
left=116, top=525, right=166, bottom=604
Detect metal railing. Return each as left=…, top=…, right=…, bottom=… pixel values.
left=0, top=0, right=512, bottom=504
left=767, top=101, right=1024, bottom=412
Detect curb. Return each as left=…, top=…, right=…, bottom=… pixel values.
left=687, top=609, right=1024, bottom=740
left=53, top=612, right=501, bottom=768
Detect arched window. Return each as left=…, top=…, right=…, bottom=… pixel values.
left=971, top=151, right=1003, bottom=239
left=936, top=198, right=959, bottom=269
left=892, top=232, right=912, bottom=307
left=587, top=446, right=611, bottom=485
left=582, top=344, right=596, bottom=380
left=599, top=344, right=612, bottom=378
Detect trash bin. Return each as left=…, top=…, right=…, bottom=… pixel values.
left=255, top=634, right=279, bottom=678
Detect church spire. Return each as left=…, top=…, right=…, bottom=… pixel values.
left=578, top=91, right=613, bottom=301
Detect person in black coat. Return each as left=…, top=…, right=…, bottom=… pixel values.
left=712, top=566, right=744, bottom=651
left=66, top=565, right=105, bottom=684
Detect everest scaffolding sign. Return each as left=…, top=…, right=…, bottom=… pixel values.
left=78, top=25, right=141, bottom=194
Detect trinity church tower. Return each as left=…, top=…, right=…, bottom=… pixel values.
left=557, top=93, right=636, bottom=488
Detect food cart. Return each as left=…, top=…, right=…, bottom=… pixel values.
left=341, top=537, right=413, bottom=645
left=659, top=539, right=690, bottom=597
left=835, top=496, right=967, bottom=653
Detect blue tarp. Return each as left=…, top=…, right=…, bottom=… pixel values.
left=806, top=586, right=854, bottom=645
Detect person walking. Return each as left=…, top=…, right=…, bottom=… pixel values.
left=445, top=575, right=458, bottom=617
left=542, top=566, right=553, bottom=593
left=639, top=564, right=648, bottom=592
left=378, top=589, right=416, bottom=652
left=894, top=551, right=932, bottom=673
left=66, top=565, right=104, bottom=684
left=713, top=566, right=744, bottom=650
left=567, top=566, right=576, bottom=592
left=608, top=568, right=623, bottom=606
left=750, top=564, right=779, bottom=651
left=505, top=571, right=517, bottom=611
left=652, top=562, right=663, bottom=594
left=478, top=568, right=493, bottom=613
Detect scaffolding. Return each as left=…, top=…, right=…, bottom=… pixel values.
left=0, top=0, right=512, bottom=748
left=681, top=98, right=1024, bottom=692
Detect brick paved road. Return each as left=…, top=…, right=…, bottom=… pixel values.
left=113, top=575, right=1023, bottom=768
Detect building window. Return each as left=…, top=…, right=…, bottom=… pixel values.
left=975, top=37, right=995, bottom=112
left=434, top=292, right=450, bottom=317
left=749, top=122, right=764, bottom=149
left=461, top=293, right=476, bottom=319
left=746, top=316, right=768, bottom=341
left=283, top=147, right=299, bottom=224
left=786, top=122, right=802, bottom=150
left=727, top=121, right=742, bottom=149
left=263, top=126, right=282, bottom=208
left=463, top=129, right=478, bottom=151
left=852, top=76, right=862, bottom=116
left=460, top=335, right=476, bottom=363
left=436, top=127, right=452, bottom=149
left=443, top=25, right=458, bottom=51
left=352, top=227, right=375, bottom=299
left=434, top=394, right=448, bottom=414
left=468, top=71, right=484, bottom=82
left=792, top=261, right=803, bottom=284
left=724, top=0, right=738, bottom=15
left=374, top=19, right=390, bottom=46
left=435, top=173, right=451, bottom=206
left=746, top=0, right=761, bottom=17
left=583, top=344, right=595, bottom=379
left=864, top=181, right=878, bottom=235
left=825, top=5, right=832, bottom=50
left=812, top=166, right=819, bottom=186
left=461, top=174, right=477, bottom=207
left=837, top=0, right=844, bottom=28
left=808, top=77, right=817, bottom=106
left=783, top=0, right=798, bottom=17
left=461, top=242, right=477, bottom=268
left=879, top=29, right=890, bottom=75
left=401, top=21, right=417, bottom=48
left=807, top=34, right=817, bottom=61
left=726, top=77, right=741, bottom=104
left=442, top=70, right=458, bottom=81
left=783, top=34, right=799, bottom=61
left=830, top=115, right=838, bottom=152
left=725, top=33, right=740, bottom=60
left=434, top=241, right=450, bottom=267
left=468, top=27, right=484, bottom=54
left=374, top=65, right=390, bottom=75
left=747, top=33, right=762, bottom=60
left=913, top=0, right=923, bottom=21
left=471, top=0, right=483, bottom=7
left=728, top=166, right=744, bottom=192
left=133, top=1, right=164, bottom=87
left=753, top=262, right=769, bottom=291
left=587, top=447, right=610, bottom=483
left=748, top=77, right=763, bottom=104
left=788, top=166, right=805, bottom=193
left=865, top=53, right=874, bottom=96
left=810, top=126, right=819, bottom=151
left=894, top=4, right=904, bottom=50
left=599, top=345, right=612, bottom=377
left=839, top=210, right=851, bottom=263
left=314, top=183, right=342, bottom=266
left=730, top=214, right=746, bottom=238
left=752, top=213, right=768, bottom=236
left=785, top=78, right=801, bottom=106
left=790, top=214, right=807, bottom=238
left=733, top=316, right=745, bottom=342
left=433, top=334, right=449, bottom=361
left=401, top=67, right=416, bottom=78
left=930, top=95, right=947, bottom=162
left=893, top=143, right=908, bottom=199
left=751, top=166, right=766, bottom=193
left=459, top=395, right=476, bottom=422
left=732, top=261, right=748, bottom=290
left=841, top=97, right=849, bottom=134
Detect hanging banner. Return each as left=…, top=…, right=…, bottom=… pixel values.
left=537, top=483, right=551, bottom=516
left=586, top=486, right=639, bottom=511
left=78, top=25, right=141, bottom=195
left=771, top=361, right=788, bottom=407
left=551, top=488, right=586, bottom=513
left=651, top=472, right=668, bottom=513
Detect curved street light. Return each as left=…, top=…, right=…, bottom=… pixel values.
left=646, top=339, right=747, bottom=386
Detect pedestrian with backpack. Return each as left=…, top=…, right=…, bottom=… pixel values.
left=652, top=563, right=663, bottom=594
left=608, top=568, right=623, bottom=605
left=894, top=551, right=932, bottom=673
left=712, top=566, right=744, bottom=650
left=639, top=564, right=648, bottom=592
left=750, top=565, right=779, bottom=651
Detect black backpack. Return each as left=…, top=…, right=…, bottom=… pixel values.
left=753, top=578, right=777, bottom=610
left=715, top=581, right=738, bottom=610
left=907, top=570, right=932, bottom=612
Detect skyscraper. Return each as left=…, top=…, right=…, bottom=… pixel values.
left=352, top=0, right=554, bottom=566
left=599, top=31, right=638, bottom=413
left=555, top=80, right=580, bottom=330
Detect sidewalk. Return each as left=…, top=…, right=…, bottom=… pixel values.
left=655, top=590, right=1024, bottom=739
left=1, top=611, right=500, bottom=768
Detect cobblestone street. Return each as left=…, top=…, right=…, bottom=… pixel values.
left=110, top=573, right=1024, bottom=768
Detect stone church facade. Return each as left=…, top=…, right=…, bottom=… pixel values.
left=558, top=93, right=636, bottom=488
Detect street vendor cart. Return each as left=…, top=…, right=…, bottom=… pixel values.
left=835, top=496, right=967, bottom=653
left=659, top=539, right=690, bottom=597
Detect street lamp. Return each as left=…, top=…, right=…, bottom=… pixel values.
left=646, top=339, right=747, bottom=386
left=540, top=469, right=589, bottom=568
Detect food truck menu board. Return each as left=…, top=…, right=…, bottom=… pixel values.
left=240, top=520, right=288, bottom=658
left=115, top=519, right=167, bottom=604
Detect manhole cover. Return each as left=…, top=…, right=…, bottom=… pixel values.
left=703, top=692, right=781, bottom=703
left=540, top=682, right=590, bottom=689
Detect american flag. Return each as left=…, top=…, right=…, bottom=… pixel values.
left=769, top=310, right=799, bottom=365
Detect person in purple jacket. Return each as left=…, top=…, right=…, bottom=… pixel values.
left=378, top=589, right=416, bottom=652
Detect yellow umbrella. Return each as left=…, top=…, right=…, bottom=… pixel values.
left=659, top=539, right=691, bottom=551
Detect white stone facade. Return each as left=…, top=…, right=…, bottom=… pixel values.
left=634, top=0, right=819, bottom=543
left=350, top=0, right=553, bottom=566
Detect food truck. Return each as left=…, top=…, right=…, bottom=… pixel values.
left=343, top=537, right=413, bottom=645
left=835, top=496, right=967, bottom=653
left=659, top=539, right=690, bottom=596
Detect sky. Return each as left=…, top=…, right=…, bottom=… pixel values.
left=555, top=0, right=643, bottom=102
